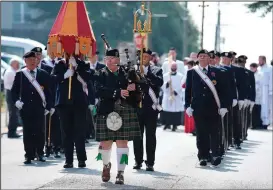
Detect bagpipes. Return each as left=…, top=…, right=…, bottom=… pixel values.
left=101, top=34, right=145, bottom=108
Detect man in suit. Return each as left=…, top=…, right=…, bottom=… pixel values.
left=133, top=48, right=164, bottom=171
left=39, top=51, right=63, bottom=158
left=11, top=51, right=53, bottom=164
left=237, top=55, right=256, bottom=140
left=220, top=52, right=239, bottom=152
left=185, top=49, right=229, bottom=166
left=31, top=47, right=53, bottom=74
left=51, top=53, right=91, bottom=168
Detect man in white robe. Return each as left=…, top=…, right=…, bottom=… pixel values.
left=161, top=47, right=185, bottom=75
left=161, top=62, right=184, bottom=131
left=258, top=56, right=272, bottom=129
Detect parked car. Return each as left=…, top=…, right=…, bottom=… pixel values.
left=1, top=36, right=47, bottom=58
left=1, top=59, right=10, bottom=92
left=1, top=52, right=25, bottom=68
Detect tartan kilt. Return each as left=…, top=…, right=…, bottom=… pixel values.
left=95, top=103, right=141, bottom=142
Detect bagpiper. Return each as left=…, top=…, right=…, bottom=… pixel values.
left=94, top=48, right=141, bottom=185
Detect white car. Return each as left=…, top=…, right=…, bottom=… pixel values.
left=1, top=36, right=48, bottom=58
left=1, top=52, right=25, bottom=68
left=1, top=59, right=10, bottom=92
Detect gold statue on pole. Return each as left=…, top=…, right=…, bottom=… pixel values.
left=133, top=1, right=152, bottom=76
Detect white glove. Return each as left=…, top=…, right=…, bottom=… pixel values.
left=44, top=110, right=50, bottom=115
left=249, top=101, right=255, bottom=112
left=219, top=108, right=228, bottom=118
left=186, top=107, right=194, bottom=117
left=69, top=57, right=77, bottom=67
left=88, top=104, right=94, bottom=111
left=143, top=66, right=148, bottom=75
left=64, top=69, right=74, bottom=79
left=232, top=99, right=237, bottom=107
left=238, top=100, right=244, bottom=110
left=15, top=100, right=24, bottom=110
left=95, top=99, right=99, bottom=105
left=50, top=108, right=55, bottom=116
left=243, top=99, right=248, bottom=108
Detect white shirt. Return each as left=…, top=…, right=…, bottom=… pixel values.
left=90, top=62, right=97, bottom=70
left=199, top=65, right=209, bottom=71
left=4, top=67, right=16, bottom=90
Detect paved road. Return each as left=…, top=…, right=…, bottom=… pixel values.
left=1, top=126, right=272, bottom=189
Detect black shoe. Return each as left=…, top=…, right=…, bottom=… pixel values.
left=8, top=133, right=22, bottom=138
left=163, top=125, right=170, bottom=130
left=54, top=152, right=61, bottom=158
left=199, top=159, right=207, bottom=166
left=78, top=161, right=86, bottom=168
left=63, top=162, right=73, bottom=168
left=211, top=157, right=221, bottom=166
left=37, top=155, right=46, bottom=162
left=235, top=144, right=242, bottom=150
left=24, top=158, right=32, bottom=164
left=146, top=165, right=154, bottom=171
left=172, top=125, right=177, bottom=131
left=133, top=162, right=142, bottom=170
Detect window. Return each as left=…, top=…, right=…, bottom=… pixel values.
left=1, top=45, right=25, bottom=57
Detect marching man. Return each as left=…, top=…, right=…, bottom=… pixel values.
left=185, top=50, right=229, bottom=167
left=161, top=62, right=184, bottom=131
left=11, top=51, right=53, bottom=164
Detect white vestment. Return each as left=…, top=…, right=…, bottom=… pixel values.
left=254, top=70, right=263, bottom=105
left=162, top=72, right=184, bottom=112
left=258, top=64, right=273, bottom=125
left=161, top=59, right=185, bottom=75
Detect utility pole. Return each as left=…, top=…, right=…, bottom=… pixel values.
left=199, top=1, right=209, bottom=49
left=182, top=2, right=188, bottom=58
left=214, top=2, right=221, bottom=52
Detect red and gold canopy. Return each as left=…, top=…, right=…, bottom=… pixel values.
left=47, top=1, right=96, bottom=57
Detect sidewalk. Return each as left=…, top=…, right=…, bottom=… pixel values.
left=1, top=107, right=8, bottom=134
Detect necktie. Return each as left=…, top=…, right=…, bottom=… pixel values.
left=30, top=70, right=35, bottom=78
left=203, top=68, right=207, bottom=75
left=52, top=60, right=55, bottom=65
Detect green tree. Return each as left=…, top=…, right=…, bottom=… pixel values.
left=27, top=2, right=199, bottom=59
left=246, top=1, right=273, bottom=17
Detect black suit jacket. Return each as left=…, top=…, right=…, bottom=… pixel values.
left=141, top=65, right=163, bottom=113
left=51, top=58, right=92, bottom=108
left=11, top=68, right=53, bottom=114
left=244, top=69, right=256, bottom=101
left=231, top=65, right=247, bottom=101
left=221, top=65, right=238, bottom=106
left=185, top=66, right=229, bottom=116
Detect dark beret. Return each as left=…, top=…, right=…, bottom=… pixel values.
left=143, top=48, right=152, bottom=55
left=208, top=51, right=216, bottom=59
left=237, top=55, right=248, bottom=60
left=210, top=50, right=221, bottom=57
left=250, top=63, right=258, bottom=68
left=197, top=49, right=209, bottom=57
left=220, top=52, right=233, bottom=58
left=151, top=52, right=158, bottom=57
left=31, top=47, right=43, bottom=53
left=170, top=47, right=176, bottom=51
left=23, top=51, right=36, bottom=58
left=105, top=49, right=119, bottom=58
left=229, top=51, right=237, bottom=56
